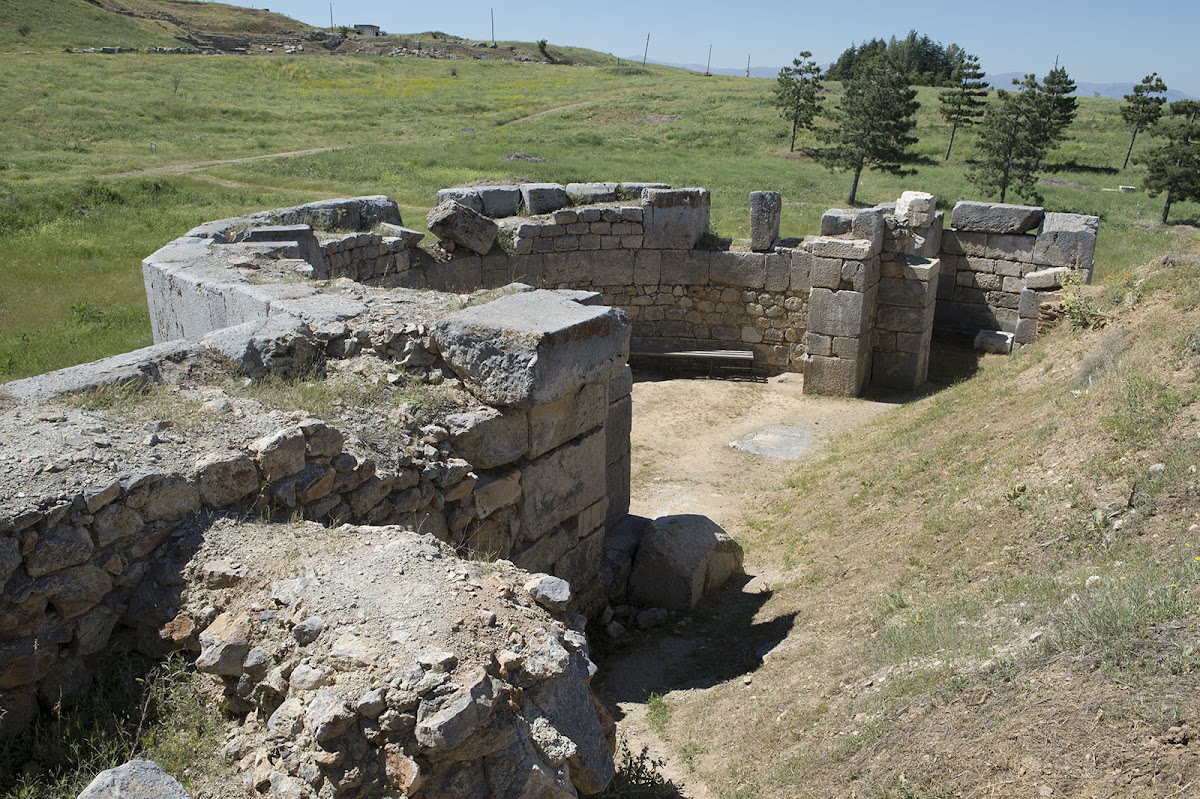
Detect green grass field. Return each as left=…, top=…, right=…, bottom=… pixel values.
left=0, top=49, right=1196, bottom=380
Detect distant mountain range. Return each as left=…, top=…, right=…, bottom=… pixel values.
left=644, top=59, right=1195, bottom=101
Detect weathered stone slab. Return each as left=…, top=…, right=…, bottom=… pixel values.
left=528, top=381, right=607, bottom=459
left=807, top=288, right=869, bottom=338
left=709, top=251, right=766, bottom=289
left=436, top=188, right=484, bottom=213
left=521, top=184, right=570, bottom=216
left=804, top=236, right=874, bottom=261
left=426, top=201, right=498, bottom=256
left=896, top=191, right=936, bottom=228
left=950, top=201, right=1043, bottom=234
left=433, top=290, right=631, bottom=408
left=749, top=191, right=782, bottom=252
left=629, top=515, right=744, bottom=611
left=617, top=182, right=670, bottom=200
left=1, top=341, right=195, bottom=401
left=567, top=183, right=619, bottom=204
left=659, top=250, right=709, bottom=285
left=641, top=188, right=710, bottom=250
left=376, top=222, right=426, bottom=248
left=1033, top=213, right=1099, bottom=274
left=520, top=430, right=606, bottom=540
left=445, top=408, right=529, bottom=469
left=804, top=354, right=865, bottom=396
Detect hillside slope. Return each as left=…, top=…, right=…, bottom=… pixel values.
left=0, top=0, right=179, bottom=50
left=630, top=235, right=1200, bottom=797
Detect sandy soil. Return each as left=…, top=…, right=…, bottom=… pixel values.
left=597, top=371, right=895, bottom=797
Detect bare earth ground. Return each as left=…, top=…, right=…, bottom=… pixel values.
left=597, top=372, right=895, bottom=797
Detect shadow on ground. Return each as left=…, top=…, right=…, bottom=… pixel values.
left=593, top=575, right=797, bottom=721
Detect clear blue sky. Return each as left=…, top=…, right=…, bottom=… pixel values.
left=254, top=0, right=1200, bottom=96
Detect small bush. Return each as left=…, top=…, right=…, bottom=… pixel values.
left=597, top=741, right=679, bottom=799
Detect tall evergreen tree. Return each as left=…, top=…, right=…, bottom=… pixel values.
left=1140, top=100, right=1200, bottom=224
left=938, top=52, right=988, bottom=161
left=816, top=55, right=920, bottom=205
left=968, top=75, right=1048, bottom=204
left=773, top=52, right=824, bottom=152
left=1039, top=65, right=1078, bottom=151
left=1121, top=72, right=1169, bottom=169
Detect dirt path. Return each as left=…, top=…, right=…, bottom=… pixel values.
left=498, top=100, right=599, bottom=126
left=107, top=146, right=342, bottom=178
left=596, top=372, right=896, bottom=797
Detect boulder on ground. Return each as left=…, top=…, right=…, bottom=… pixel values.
left=629, top=514, right=744, bottom=611
left=77, top=760, right=190, bottom=799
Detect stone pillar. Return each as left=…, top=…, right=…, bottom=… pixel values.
left=641, top=188, right=711, bottom=249
left=801, top=232, right=882, bottom=396
left=749, top=191, right=782, bottom=252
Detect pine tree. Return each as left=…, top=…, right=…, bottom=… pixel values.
left=1140, top=100, right=1200, bottom=224
left=968, top=75, right=1048, bottom=204
left=938, top=52, right=988, bottom=161
left=1039, top=65, right=1078, bottom=151
left=816, top=55, right=920, bottom=205
left=1121, top=72, right=1169, bottom=170
left=773, top=52, right=824, bottom=152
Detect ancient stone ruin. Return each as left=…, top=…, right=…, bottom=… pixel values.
left=0, top=182, right=1097, bottom=797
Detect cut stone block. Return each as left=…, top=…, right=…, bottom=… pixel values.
left=803, top=354, right=866, bottom=396
left=749, top=191, right=782, bottom=252
left=951, top=201, right=1044, bottom=234
left=528, top=380, right=607, bottom=459
left=641, top=188, right=711, bottom=250
left=709, top=251, right=766, bottom=289
left=629, top=515, right=744, bottom=611
left=567, top=183, right=619, bottom=204
left=895, top=191, right=936, bottom=228
left=436, top=188, right=484, bottom=214
left=807, top=288, right=869, bottom=338
left=1033, top=213, right=1099, bottom=274
left=803, top=236, right=874, bottom=261
left=445, top=408, right=529, bottom=469
left=426, top=201, right=498, bottom=256
left=376, top=222, right=426, bottom=248
left=521, top=184, right=570, bottom=216
left=433, top=290, right=631, bottom=408
left=519, top=430, right=606, bottom=541
left=974, top=330, right=1015, bottom=354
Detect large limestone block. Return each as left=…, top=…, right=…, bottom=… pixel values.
left=803, top=354, right=866, bottom=396
left=433, top=291, right=631, bottom=408
left=77, top=760, right=190, bottom=799
left=749, top=191, right=782, bottom=252
left=426, top=200, right=498, bottom=255
left=896, top=191, right=937, bottom=228
left=528, top=381, right=607, bottom=459
left=445, top=408, right=529, bottom=469
left=629, top=515, right=744, bottom=611
left=709, top=251, right=766, bottom=289
left=520, top=430, right=606, bottom=541
left=521, top=184, right=570, bottom=216
left=872, top=350, right=928, bottom=391
left=804, top=236, right=875, bottom=261
left=950, top=201, right=1043, bottom=234
left=1033, top=213, right=1099, bottom=274
left=807, top=288, right=869, bottom=338
left=641, top=188, right=711, bottom=250
left=567, top=183, right=619, bottom=204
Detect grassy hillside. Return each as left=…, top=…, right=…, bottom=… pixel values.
left=0, top=50, right=1196, bottom=380
left=648, top=241, right=1200, bottom=796
left=0, top=0, right=179, bottom=50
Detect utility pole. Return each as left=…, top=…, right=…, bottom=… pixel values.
left=745, top=53, right=750, bottom=78
left=642, top=33, right=650, bottom=68
left=705, top=44, right=712, bottom=76
left=328, top=3, right=333, bottom=30
left=490, top=8, right=496, bottom=47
